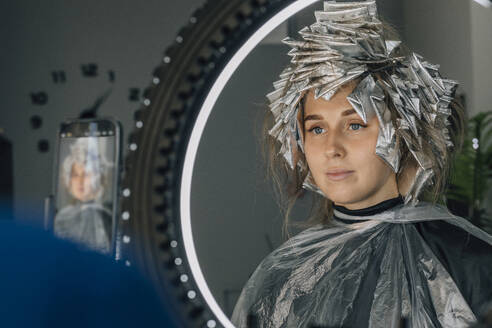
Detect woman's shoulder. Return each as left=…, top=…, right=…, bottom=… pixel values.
left=388, top=201, right=455, bottom=221
left=268, top=223, right=341, bottom=251
left=250, top=223, right=350, bottom=277
left=410, top=206, right=492, bottom=314
left=54, top=204, right=79, bottom=221
left=401, top=201, right=492, bottom=244
left=232, top=223, right=343, bottom=325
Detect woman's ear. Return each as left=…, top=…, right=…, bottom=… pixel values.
left=397, top=160, right=418, bottom=197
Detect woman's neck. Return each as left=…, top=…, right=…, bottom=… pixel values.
left=333, top=194, right=404, bottom=221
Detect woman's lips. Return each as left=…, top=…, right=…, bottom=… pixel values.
left=326, top=171, right=354, bottom=181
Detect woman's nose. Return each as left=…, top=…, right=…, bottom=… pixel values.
left=76, top=175, right=85, bottom=185
left=323, top=130, right=345, bottom=158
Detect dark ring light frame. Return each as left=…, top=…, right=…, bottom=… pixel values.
left=120, top=0, right=318, bottom=327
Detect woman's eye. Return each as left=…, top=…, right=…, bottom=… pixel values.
left=349, top=123, right=365, bottom=131
left=309, top=126, right=324, bottom=135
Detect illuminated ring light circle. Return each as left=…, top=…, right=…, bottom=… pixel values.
left=181, top=1, right=319, bottom=327
left=120, top=0, right=319, bottom=327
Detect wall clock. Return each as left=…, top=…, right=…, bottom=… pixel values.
left=1, top=0, right=204, bottom=222
left=27, top=63, right=146, bottom=153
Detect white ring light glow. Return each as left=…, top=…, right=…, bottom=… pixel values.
left=180, top=0, right=319, bottom=327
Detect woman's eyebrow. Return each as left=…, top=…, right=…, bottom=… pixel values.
left=341, top=108, right=356, bottom=116
left=303, top=114, right=323, bottom=121
left=303, top=108, right=356, bottom=121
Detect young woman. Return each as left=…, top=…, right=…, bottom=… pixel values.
left=54, top=138, right=113, bottom=253
left=231, top=1, right=492, bottom=327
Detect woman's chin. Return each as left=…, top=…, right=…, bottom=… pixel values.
left=325, top=191, right=358, bottom=206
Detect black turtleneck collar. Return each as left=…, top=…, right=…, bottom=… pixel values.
left=333, top=194, right=404, bottom=223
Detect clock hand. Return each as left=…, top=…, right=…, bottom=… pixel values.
left=79, top=88, right=113, bottom=119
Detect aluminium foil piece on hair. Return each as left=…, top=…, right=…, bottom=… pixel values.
left=323, top=0, right=376, bottom=11
left=406, top=167, right=435, bottom=205
left=302, top=172, right=326, bottom=196
left=267, top=0, right=459, bottom=205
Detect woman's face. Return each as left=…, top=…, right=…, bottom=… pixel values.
left=69, top=162, right=97, bottom=202
left=302, top=82, right=399, bottom=209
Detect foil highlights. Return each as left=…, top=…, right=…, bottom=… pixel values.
left=267, top=0, right=458, bottom=205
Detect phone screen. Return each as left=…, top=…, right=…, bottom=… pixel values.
left=53, top=119, right=120, bottom=255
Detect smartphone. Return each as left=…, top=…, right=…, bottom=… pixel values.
left=51, top=118, right=122, bottom=256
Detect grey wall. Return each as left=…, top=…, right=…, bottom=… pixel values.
left=0, top=0, right=205, bottom=221
left=469, top=2, right=492, bottom=216
left=400, top=0, right=492, bottom=116
left=191, top=43, right=292, bottom=315
left=401, top=0, right=492, bottom=213
left=402, top=0, right=473, bottom=111
left=470, top=2, right=492, bottom=114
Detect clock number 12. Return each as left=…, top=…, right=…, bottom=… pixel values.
left=81, top=63, right=98, bottom=77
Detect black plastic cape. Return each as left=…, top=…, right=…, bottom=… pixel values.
left=54, top=201, right=112, bottom=253
left=231, top=200, right=492, bottom=328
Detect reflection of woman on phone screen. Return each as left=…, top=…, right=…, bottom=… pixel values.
left=232, top=1, right=492, bottom=327
left=54, top=138, right=112, bottom=253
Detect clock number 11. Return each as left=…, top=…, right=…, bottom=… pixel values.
left=51, top=70, right=66, bottom=84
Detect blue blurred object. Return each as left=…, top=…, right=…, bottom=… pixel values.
left=0, top=208, right=180, bottom=328
left=0, top=132, right=13, bottom=219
